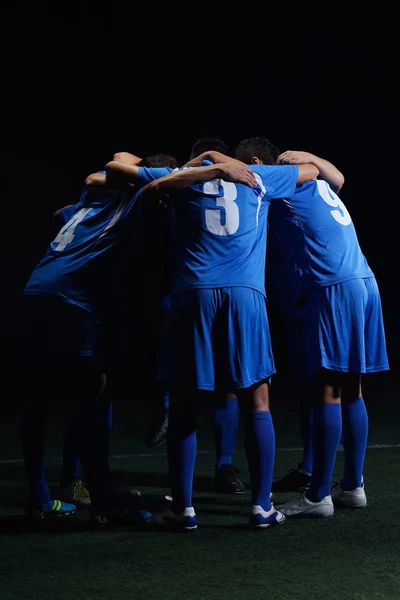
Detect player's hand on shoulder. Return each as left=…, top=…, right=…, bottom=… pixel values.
left=277, top=151, right=315, bottom=165
left=218, top=161, right=257, bottom=187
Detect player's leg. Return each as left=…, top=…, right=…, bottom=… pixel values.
left=331, top=373, right=368, bottom=508
left=277, top=280, right=371, bottom=518
left=276, top=370, right=342, bottom=518
left=224, top=287, right=284, bottom=528
left=152, top=289, right=217, bottom=531
left=212, top=391, right=244, bottom=493
left=18, top=296, right=77, bottom=518
left=144, top=381, right=170, bottom=447
left=59, top=359, right=107, bottom=507
left=272, top=313, right=313, bottom=492
left=59, top=325, right=107, bottom=507
left=145, top=294, right=171, bottom=447
left=332, top=276, right=389, bottom=508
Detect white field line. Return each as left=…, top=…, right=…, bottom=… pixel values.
left=0, top=443, right=399, bottom=466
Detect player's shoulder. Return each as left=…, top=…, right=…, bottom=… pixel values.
left=249, top=164, right=279, bottom=174
left=139, top=166, right=174, bottom=177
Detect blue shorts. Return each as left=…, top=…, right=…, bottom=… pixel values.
left=19, top=294, right=98, bottom=366
left=302, top=276, right=389, bottom=377
left=162, top=287, right=275, bottom=391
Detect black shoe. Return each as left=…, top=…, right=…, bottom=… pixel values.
left=271, top=468, right=311, bottom=493
left=214, top=464, right=245, bottom=494
left=90, top=487, right=151, bottom=527
left=144, top=408, right=169, bottom=448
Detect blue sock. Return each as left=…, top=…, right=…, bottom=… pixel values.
left=341, top=397, right=368, bottom=490
left=20, top=405, right=51, bottom=505
left=162, top=387, right=170, bottom=411
left=212, top=393, right=239, bottom=469
left=307, top=404, right=342, bottom=502
left=167, top=407, right=197, bottom=511
left=60, top=415, right=81, bottom=488
left=298, top=402, right=314, bottom=474
left=244, top=411, right=275, bottom=511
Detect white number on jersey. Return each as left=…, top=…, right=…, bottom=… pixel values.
left=53, top=207, right=93, bottom=251
left=204, top=180, right=239, bottom=236
left=317, top=179, right=352, bottom=226
left=203, top=174, right=265, bottom=236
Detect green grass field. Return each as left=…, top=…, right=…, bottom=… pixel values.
left=1, top=375, right=399, bottom=600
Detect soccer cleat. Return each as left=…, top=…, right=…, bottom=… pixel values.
left=144, top=408, right=169, bottom=448
left=276, top=494, right=334, bottom=518
left=26, top=498, right=77, bottom=520
left=60, top=480, right=91, bottom=508
left=249, top=504, right=286, bottom=528
left=151, top=507, right=197, bottom=531
left=271, top=468, right=311, bottom=493
left=90, top=507, right=152, bottom=527
left=331, top=481, right=367, bottom=508
left=89, top=486, right=149, bottom=527
left=214, top=464, right=245, bottom=494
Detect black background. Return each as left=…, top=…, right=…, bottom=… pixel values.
left=0, top=3, right=398, bottom=389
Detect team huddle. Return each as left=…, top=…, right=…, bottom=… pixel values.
left=19, top=135, right=389, bottom=530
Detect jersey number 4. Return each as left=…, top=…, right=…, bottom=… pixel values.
left=203, top=175, right=265, bottom=236
left=53, top=207, right=93, bottom=251
left=317, top=180, right=352, bottom=226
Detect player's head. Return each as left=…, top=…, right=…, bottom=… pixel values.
left=235, top=137, right=280, bottom=165
left=189, top=136, right=229, bottom=160
left=140, top=154, right=180, bottom=169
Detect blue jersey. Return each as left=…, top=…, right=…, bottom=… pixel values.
left=161, top=164, right=299, bottom=296
left=266, top=202, right=303, bottom=317
left=269, top=178, right=373, bottom=301
left=24, top=185, right=144, bottom=315
left=137, top=166, right=173, bottom=185
left=59, top=203, right=80, bottom=225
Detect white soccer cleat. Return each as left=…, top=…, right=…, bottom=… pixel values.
left=331, top=482, right=367, bottom=508
left=152, top=506, right=198, bottom=531
left=249, top=504, right=286, bottom=528
left=276, top=494, right=334, bottom=518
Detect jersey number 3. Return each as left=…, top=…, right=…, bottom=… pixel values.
left=203, top=175, right=264, bottom=236
left=204, top=180, right=239, bottom=236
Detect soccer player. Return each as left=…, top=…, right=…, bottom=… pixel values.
left=19, top=153, right=177, bottom=523
left=144, top=137, right=245, bottom=495
left=235, top=141, right=389, bottom=517
left=234, top=138, right=315, bottom=493
left=109, top=157, right=319, bottom=530
left=52, top=202, right=109, bottom=508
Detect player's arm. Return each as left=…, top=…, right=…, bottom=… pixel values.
left=140, top=162, right=257, bottom=196
left=105, top=161, right=141, bottom=186
left=184, top=150, right=245, bottom=168
left=83, top=171, right=108, bottom=191
left=296, top=163, right=320, bottom=183
left=278, top=151, right=344, bottom=192
left=113, top=151, right=143, bottom=165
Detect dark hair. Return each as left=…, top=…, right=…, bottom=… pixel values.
left=235, top=137, right=280, bottom=165
left=189, top=136, right=229, bottom=160
left=140, top=153, right=180, bottom=169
